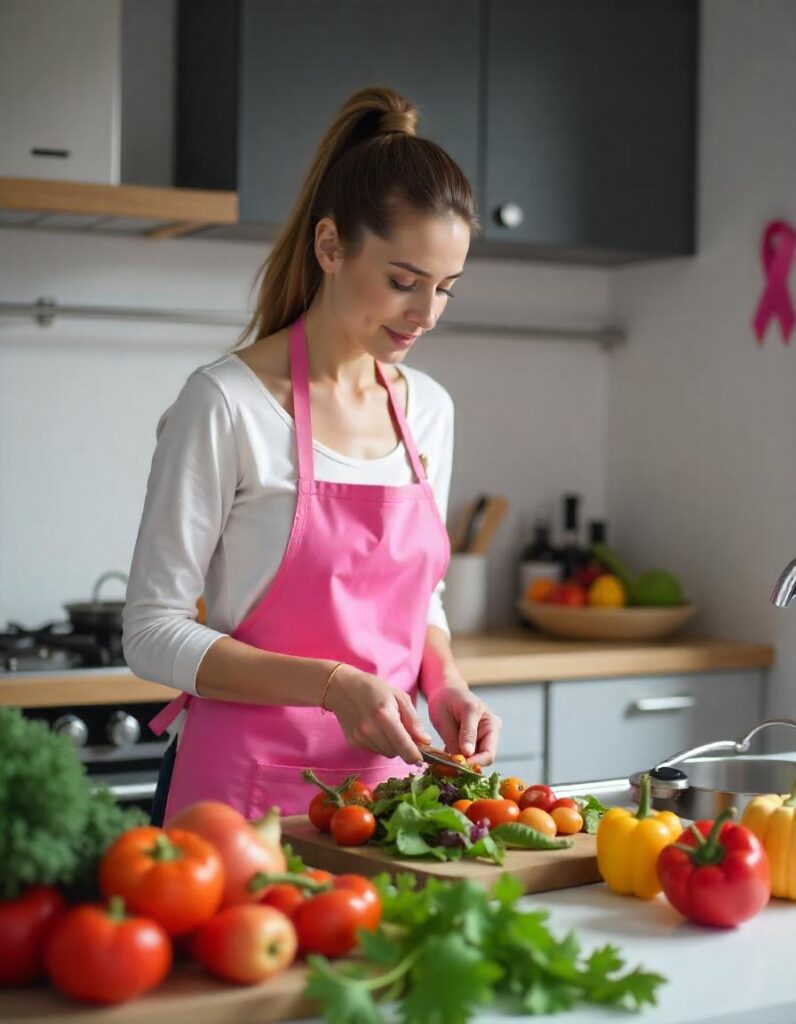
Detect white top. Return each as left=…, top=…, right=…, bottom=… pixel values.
left=122, top=353, right=454, bottom=696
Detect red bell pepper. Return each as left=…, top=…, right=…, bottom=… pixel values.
left=657, top=808, right=770, bottom=928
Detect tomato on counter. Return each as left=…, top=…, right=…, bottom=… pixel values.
left=0, top=886, right=65, bottom=986
left=465, top=799, right=520, bottom=829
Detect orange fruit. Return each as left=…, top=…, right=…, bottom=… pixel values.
left=526, top=577, right=556, bottom=603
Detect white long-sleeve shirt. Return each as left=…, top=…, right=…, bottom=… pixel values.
left=122, top=353, right=454, bottom=695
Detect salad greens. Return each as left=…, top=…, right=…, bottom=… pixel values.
left=305, top=871, right=666, bottom=1023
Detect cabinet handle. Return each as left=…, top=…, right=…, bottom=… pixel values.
left=629, top=695, right=696, bottom=714
left=495, top=203, right=524, bottom=229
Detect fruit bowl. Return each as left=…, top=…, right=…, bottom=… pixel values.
left=518, top=599, right=696, bottom=642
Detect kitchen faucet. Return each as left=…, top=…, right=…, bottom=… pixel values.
left=771, top=558, right=796, bottom=607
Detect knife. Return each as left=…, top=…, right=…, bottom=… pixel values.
left=417, top=744, right=482, bottom=777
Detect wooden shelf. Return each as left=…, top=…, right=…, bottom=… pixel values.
left=0, top=177, right=238, bottom=239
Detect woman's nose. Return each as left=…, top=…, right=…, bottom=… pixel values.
left=406, top=296, right=437, bottom=331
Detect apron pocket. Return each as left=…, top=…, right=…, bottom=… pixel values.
left=247, top=761, right=413, bottom=820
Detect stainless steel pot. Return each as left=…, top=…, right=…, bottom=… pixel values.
left=629, top=719, right=796, bottom=819
left=63, top=571, right=128, bottom=633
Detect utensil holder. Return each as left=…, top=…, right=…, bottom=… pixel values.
left=444, top=553, right=488, bottom=634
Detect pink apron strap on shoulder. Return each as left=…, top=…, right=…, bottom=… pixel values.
left=376, top=363, right=428, bottom=482
left=288, top=315, right=316, bottom=486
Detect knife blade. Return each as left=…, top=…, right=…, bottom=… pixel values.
left=417, top=744, right=481, bottom=777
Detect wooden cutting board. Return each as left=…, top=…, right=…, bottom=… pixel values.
left=2, top=963, right=314, bottom=1024
left=281, top=815, right=600, bottom=893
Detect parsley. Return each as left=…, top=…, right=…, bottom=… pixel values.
left=574, top=794, right=608, bottom=834
left=305, top=872, right=666, bottom=1022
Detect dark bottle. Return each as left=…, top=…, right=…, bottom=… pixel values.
left=559, top=494, right=585, bottom=580
left=517, top=513, right=561, bottom=604
left=572, top=519, right=609, bottom=586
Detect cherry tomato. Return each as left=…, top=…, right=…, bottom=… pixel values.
left=452, top=798, right=473, bottom=813
left=308, top=782, right=374, bottom=832
left=99, top=826, right=224, bottom=937
left=44, top=899, right=172, bottom=1004
left=519, top=784, right=556, bottom=814
left=430, top=753, right=481, bottom=779
left=499, top=777, right=527, bottom=803
left=518, top=806, right=557, bottom=837
left=330, top=805, right=377, bottom=846
left=551, top=806, right=584, bottom=835
left=293, top=875, right=381, bottom=957
left=0, top=886, right=65, bottom=985
left=549, top=797, right=580, bottom=813
left=191, top=904, right=297, bottom=984
left=465, top=799, right=520, bottom=829
left=259, top=869, right=335, bottom=918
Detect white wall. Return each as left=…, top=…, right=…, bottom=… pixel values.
left=607, top=0, right=796, bottom=718
left=0, top=229, right=611, bottom=628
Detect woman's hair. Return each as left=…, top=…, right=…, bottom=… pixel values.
left=235, top=85, right=479, bottom=346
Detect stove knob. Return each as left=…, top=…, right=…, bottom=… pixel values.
left=107, top=711, right=141, bottom=747
left=52, top=714, right=89, bottom=748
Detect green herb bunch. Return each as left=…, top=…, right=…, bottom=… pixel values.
left=0, top=708, right=147, bottom=899
left=306, top=872, right=666, bottom=1023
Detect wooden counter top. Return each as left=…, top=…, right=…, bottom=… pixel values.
left=0, top=631, right=774, bottom=708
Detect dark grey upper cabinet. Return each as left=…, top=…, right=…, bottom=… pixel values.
left=176, top=0, right=697, bottom=262
left=481, top=0, right=698, bottom=261
left=177, top=0, right=480, bottom=228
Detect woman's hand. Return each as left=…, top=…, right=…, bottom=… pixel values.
left=324, top=664, right=432, bottom=764
left=426, top=681, right=502, bottom=768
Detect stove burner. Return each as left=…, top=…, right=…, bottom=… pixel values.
left=0, top=621, right=126, bottom=672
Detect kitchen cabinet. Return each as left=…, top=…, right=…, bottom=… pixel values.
left=176, top=0, right=480, bottom=228
left=482, top=0, right=698, bottom=260
left=547, top=669, right=765, bottom=784
left=0, top=0, right=122, bottom=184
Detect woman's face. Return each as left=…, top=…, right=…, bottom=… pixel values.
left=316, top=211, right=471, bottom=363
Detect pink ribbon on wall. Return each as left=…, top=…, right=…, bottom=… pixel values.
left=752, top=219, right=796, bottom=345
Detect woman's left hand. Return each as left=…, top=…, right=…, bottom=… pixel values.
left=425, top=682, right=502, bottom=767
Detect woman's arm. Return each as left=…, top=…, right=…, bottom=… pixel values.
left=419, top=625, right=501, bottom=766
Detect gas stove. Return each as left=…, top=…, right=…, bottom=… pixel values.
left=2, top=620, right=167, bottom=813
left=0, top=620, right=126, bottom=673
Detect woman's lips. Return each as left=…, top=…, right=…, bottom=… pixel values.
left=384, top=327, right=419, bottom=348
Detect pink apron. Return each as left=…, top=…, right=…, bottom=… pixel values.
left=150, top=313, right=450, bottom=820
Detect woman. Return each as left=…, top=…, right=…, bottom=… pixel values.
left=123, top=86, right=502, bottom=824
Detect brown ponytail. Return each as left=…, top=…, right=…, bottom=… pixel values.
left=235, top=86, right=479, bottom=347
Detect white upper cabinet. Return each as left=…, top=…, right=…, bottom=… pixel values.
left=0, top=0, right=122, bottom=183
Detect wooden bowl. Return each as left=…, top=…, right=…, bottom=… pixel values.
left=518, top=599, right=696, bottom=642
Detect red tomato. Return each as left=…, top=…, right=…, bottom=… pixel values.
left=308, top=780, right=374, bottom=831
left=99, top=826, right=224, bottom=936
left=166, top=801, right=287, bottom=908
left=547, top=583, right=587, bottom=606
left=191, top=904, right=297, bottom=984
left=465, top=799, right=520, bottom=829
left=549, top=797, right=580, bottom=813
left=330, top=805, right=377, bottom=846
left=0, top=886, right=65, bottom=986
left=519, top=784, right=556, bottom=814
left=44, top=900, right=172, bottom=1004
left=293, top=875, right=381, bottom=957
left=259, top=869, right=336, bottom=918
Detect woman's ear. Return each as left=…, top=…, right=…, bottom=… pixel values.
left=315, top=217, right=343, bottom=274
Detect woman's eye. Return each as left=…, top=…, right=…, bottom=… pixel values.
left=389, top=278, right=455, bottom=299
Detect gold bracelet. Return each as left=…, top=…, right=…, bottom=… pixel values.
left=320, top=662, right=345, bottom=713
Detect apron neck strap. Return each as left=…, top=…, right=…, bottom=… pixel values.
left=289, top=314, right=428, bottom=484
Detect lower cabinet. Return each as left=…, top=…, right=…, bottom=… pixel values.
left=546, top=670, right=765, bottom=785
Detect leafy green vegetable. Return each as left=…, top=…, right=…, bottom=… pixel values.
left=0, top=708, right=147, bottom=899
left=574, top=794, right=608, bottom=834
left=491, top=822, right=573, bottom=850
left=305, top=871, right=666, bottom=1022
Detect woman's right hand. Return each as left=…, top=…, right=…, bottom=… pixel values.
left=324, top=664, right=431, bottom=764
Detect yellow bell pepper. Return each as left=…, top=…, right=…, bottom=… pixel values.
left=741, top=783, right=796, bottom=899
left=596, top=773, right=681, bottom=898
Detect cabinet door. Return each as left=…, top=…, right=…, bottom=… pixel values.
left=238, top=0, right=481, bottom=225
left=483, top=0, right=697, bottom=258
left=547, top=671, right=765, bottom=785
left=0, top=0, right=121, bottom=183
